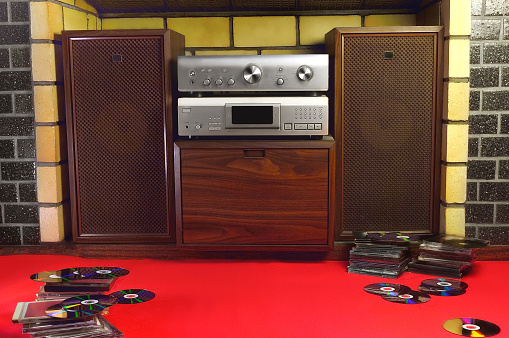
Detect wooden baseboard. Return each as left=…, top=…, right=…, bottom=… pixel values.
left=1, top=242, right=507, bottom=260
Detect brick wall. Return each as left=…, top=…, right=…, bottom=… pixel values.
left=0, top=0, right=39, bottom=245
left=468, top=0, right=509, bottom=244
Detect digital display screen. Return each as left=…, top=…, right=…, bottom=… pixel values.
left=231, top=106, right=273, bottom=124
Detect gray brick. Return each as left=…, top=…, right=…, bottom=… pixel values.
left=471, top=67, right=499, bottom=88
left=468, top=160, right=496, bottom=179
left=12, top=48, right=30, bottom=68
left=0, top=25, right=30, bottom=45
left=4, top=204, right=39, bottom=223
left=467, top=182, right=478, bottom=201
left=0, top=139, right=15, bottom=158
left=470, top=91, right=480, bottom=111
left=0, top=71, right=32, bottom=91
left=0, top=183, right=17, bottom=202
left=480, top=182, right=509, bottom=201
left=15, top=94, right=33, bottom=114
left=0, top=117, right=34, bottom=136
left=505, top=19, right=509, bottom=40
left=471, top=44, right=481, bottom=64
left=466, top=203, right=494, bottom=223
left=0, top=227, right=22, bottom=245
left=484, top=43, right=509, bottom=64
left=469, top=137, right=479, bottom=157
left=500, top=160, right=509, bottom=178
left=501, top=114, right=509, bottom=133
left=0, top=94, right=12, bottom=114
left=469, top=114, right=498, bottom=134
left=496, top=204, right=509, bottom=223
left=17, top=138, right=35, bottom=158
left=11, top=2, right=29, bottom=22
left=485, top=0, right=509, bottom=16
left=471, top=0, right=483, bottom=16
left=19, top=183, right=36, bottom=202
left=483, top=90, right=509, bottom=111
left=1, top=161, right=35, bottom=180
left=471, top=20, right=501, bottom=40
left=478, top=226, right=509, bottom=245
left=481, top=137, right=509, bottom=156
left=0, top=48, right=8, bottom=68
left=22, top=226, right=40, bottom=245
left=501, top=67, right=509, bottom=88
left=0, top=3, right=7, bottom=22
left=465, top=225, right=477, bottom=238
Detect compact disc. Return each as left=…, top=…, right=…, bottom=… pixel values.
left=110, top=289, right=155, bottom=304
left=421, top=278, right=468, bottom=290
left=443, top=318, right=501, bottom=337
left=381, top=290, right=431, bottom=304
left=417, top=285, right=466, bottom=296
left=30, top=268, right=82, bottom=283
left=442, top=239, right=488, bottom=249
left=76, top=267, right=130, bottom=279
left=363, top=283, right=412, bottom=296
left=59, top=294, right=117, bottom=313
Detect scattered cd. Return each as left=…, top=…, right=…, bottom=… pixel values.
left=30, top=268, right=82, bottom=283
left=76, top=267, right=130, bottom=279
left=417, top=285, right=466, bottom=296
left=381, top=290, right=431, bottom=304
left=421, top=278, right=468, bottom=290
left=60, top=294, right=117, bottom=314
left=364, top=283, right=412, bottom=296
left=442, top=239, right=488, bottom=249
left=443, top=318, right=501, bottom=337
left=110, top=289, right=156, bottom=304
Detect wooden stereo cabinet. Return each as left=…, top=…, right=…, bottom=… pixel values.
left=174, top=139, right=335, bottom=249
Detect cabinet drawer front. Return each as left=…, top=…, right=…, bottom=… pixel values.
left=179, top=148, right=329, bottom=245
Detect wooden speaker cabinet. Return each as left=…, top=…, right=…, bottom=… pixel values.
left=174, top=139, right=335, bottom=250
left=325, top=27, right=443, bottom=240
left=62, top=30, right=184, bottom=243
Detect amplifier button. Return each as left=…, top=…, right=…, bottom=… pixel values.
left=276, top=78, right=284, bottom=85
left=203, top=79, right=211, bottom=86
left=215, top=78, right=223, bottom=85
left=227, top=78, right=235, bottom=85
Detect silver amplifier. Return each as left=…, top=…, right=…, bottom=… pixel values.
left=178, top=96, right=328, bottom=137
left=177, top=54, right=328, bottom=92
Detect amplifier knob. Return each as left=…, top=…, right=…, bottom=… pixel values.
left=243, top=65, right=262, bottom=84
left=297, top=65, right=313, bottom=81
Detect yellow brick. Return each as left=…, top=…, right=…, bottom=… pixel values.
left=34, top=85, right=65, bottom=123
left=55, top=0, right=74, bottom=5
left=97, top=18, right=102, bottom=30
left=444, top=38, right=470, bottom=78
left=364, top=14, right=416, bottom=27
left=102, top=18, right=165, bottom=30
left=261, top=49, right=315, bottom=55
left=36, top=126, right=66, bottom=163
left=442, top=0, right=471, bottom=37
left=440, top=204, right=465, bottom=236
left=167, top=17, right=230, bottom=48
left=63, top=7, right=88, bottom=30
left=299, top=16, right=361, bottom=45
left=37, top=164, right=68, bottom=204
left=30, top=2, right=63, bottom=40
left=39, top=205, right=66, bottom=242
left=32, top=43, right=57, bottom=82
left=195, top=50, right=258, bottom=56
left=443, top=82, right=470, bottom=121
left=75, top=0, right=98, bottom=14
left=88, top=14, right=97, bottom=30
left=441, top=165, right=467, bottom=204
left=442, top=123, right=469, bottom=162
left=234, top=16, right=296, bottom=47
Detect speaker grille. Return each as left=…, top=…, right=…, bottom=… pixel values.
left=70, top=37, right=169, bottom=235
left=342, top=35, right=436, bottom=232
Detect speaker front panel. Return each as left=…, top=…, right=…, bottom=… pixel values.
left=64, top=31, right=177, bottom=242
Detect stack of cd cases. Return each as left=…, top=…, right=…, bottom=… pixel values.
left=407, top=235, right=489, bottom=279
left=347, top=232, right=421, bottom=279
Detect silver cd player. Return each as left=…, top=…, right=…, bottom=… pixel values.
left=178, top=96, right=328, bottom=137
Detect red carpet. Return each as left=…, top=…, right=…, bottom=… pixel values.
left=1, top=255, right=508, bottom=337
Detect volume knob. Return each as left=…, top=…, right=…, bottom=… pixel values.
left=297, top=65, right=313, bottom=81
left=243, top=64, right=262, bottom=84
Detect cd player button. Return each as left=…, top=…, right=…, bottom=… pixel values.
left=314, top=123, right=322, bottom=130
left=294, top=123, right=307, bottom=130
left=284, top=123, right=292, bottom=130
left=307, top=123, right=314, bottom=130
